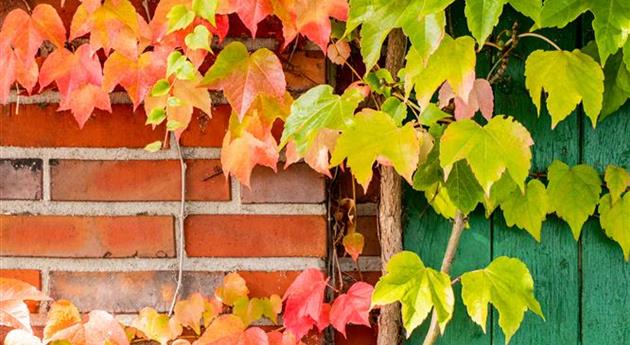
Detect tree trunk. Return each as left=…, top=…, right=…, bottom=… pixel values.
left=377, top=28, right=407, bottom=345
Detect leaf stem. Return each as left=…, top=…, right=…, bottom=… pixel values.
left=422, top=210, right=466, bottom=345
left=515, top=32, right=562, bottom=51
left=168, top=133, right=187, bottom=316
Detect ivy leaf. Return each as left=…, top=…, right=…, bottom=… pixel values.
left=525, top=49, right=604, bottom=128
left=217, top=0, right=273, bottom=37
left=372, top=251, right=454, bottom=335
left=440, top=116, right=534, bottom=194
left=185, top=25, right=212, bottom=51
left=173, top=293, right=206, bottom=335
left=547, top=160, right=602, bottom=240
left=192, top=0, right=218, bottom=25
left=540, top=0, right=587, bottom=29
left=465, top=0, right=542, bottom=43
left=289, top=0, right=349, bottom=52
left=194, top=315, right=245, bottom=345
left=583, top=42, right=630, bottom=119
left=482, top=173, right=519, bottom=217
left=345, top=0, right=452, bottom=71
left=281, top=85, right=364, bottom=156
left=588, top=0, right=630, bottom=66
left=461, top=257, right=544, bottom=344
left=598, top=193, right=630, bottom=260
left=215, top=273, right=249, bottom=306
left=508, top=0, right=542, bottom=23
left=167, top=5, right=196, bottom=33
left=405, top=35, right=477, bottom=109
left=342, top=231, right=365, bottom=262
left=103, top=51, right=167, bottom=109
left=43, top=300, right=81, bottom=342
left=426, top=182, right=458, bottom=219
left=132, top=308, right=182, bottom=345
left=330, top=109, right=421, bottom=190
left=605, top=165, right=630, bottom=203
left=438, top=79, right=494, bottom=120
left=444, top=161, right=484, bottom=215
left=329, top=282, right=373, bottom=337
left=267, top=331, right=304, bottom=345
left=201, top=42, right=286, bottom=120
left=233, top=297, right=265, bottom=326
left=327, top=40, right=352, bottom=65
left=499, top=179, right=549, bottom=241
left=0, top=278, right=50, bottom=333
left=412, top=143, right=442, bottom=191
left=282, top=269, right=329, bottom=340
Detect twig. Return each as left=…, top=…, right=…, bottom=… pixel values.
left=20, top=0, right=32, bottom=12
left=168, top=133, right=187, bottom=316
left=515, top=32, right=562, bottom=51
left=422, top=210, right=466, bottom=345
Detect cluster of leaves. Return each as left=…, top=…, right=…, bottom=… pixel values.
left=0, top=271, right=374, bottom=345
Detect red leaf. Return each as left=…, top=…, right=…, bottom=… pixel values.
left=267, top=331, right=305, bottom=345
left=58, top=83, right=112, bottom=128
left=279, top=0, right=349, bottom=52
left=238, top=327, right=269, bottom=345
left=218, top=0, right=274, bottom=37
left=329, top=282, right=373, bottom=337
left=0, top=42, right=17, bottom=103
left=282, top=269, right=329, bottom=340
left=438, top=79, right=494, bottom=121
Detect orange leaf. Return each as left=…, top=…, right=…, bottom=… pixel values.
left=327, top=40, right=351, bottom=65
left=215, top=273, right=249, bottom=306
left=132, top=307, right=182, bottom=345
left=173, top=293, right=206, bottom=335
left=43, top=300, right=81, bottom=342
left=280, top=0, right=348, bottom=51
left=58, top=84, right=112, bottom=129
left=342, top=231, right=364, bottom=262
left=193, top=315, right=245, bottom=345
left=218, top=0, right=273, bottom=37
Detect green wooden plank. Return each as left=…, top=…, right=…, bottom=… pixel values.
left=404, top=187, right=491, bottom=345
left=581, top=104, right=630, bottom=345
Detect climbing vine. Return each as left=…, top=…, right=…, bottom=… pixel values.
left=1, top=0, right=629, bottom=344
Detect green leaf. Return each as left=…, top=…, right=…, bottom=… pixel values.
left=508, top=0, right=542, bottom=23
left=167, top=4, right=195, bottom=33
left=144, top=141, right=163, bottom=152
left=499, top=179, right=549, bottom=241
left=365, top=69, right=394, bottom=96
left=185, top=25, right=212, bottom=51
left=146, top=108, right=167, bottom=125
left=345, top=0, right=453, bottom=71
left=381, top=97, right=407, bottom=125
left=167, top=52, right=195, bottom=80
left=425, top=182, right=458, bottom=219
left=465, top=0, right=507, bottom=44
left=330, top=109, right=420, bottom=189
left=280, top=85, right=364, bottom=155
left=167, top=119, right=184, bottom=130
left=439, top=116, right=534, bottom=194
left=524, top=49, right=604, bottom=128
left=192, top=0, right=217, bottom=25
left=598, top=193, right=630, bottom=260
left=540, top=0, right=587, bottom=29
left=406, top=35, right=477, bottom=108
left=461, top=257, right=544, bottom=344
left=547, top=160, right=602, bottom=240
left=372, top=251, right=454, bottom=335
left=413, top=144, right=442, bottom=191
left=605, top=165, right=630, bottom=203
left=444, top=161, right=484, bottom=214
left=401, top=12, right=446, bottom=62
left=151, top=79, right=171, bottom=97
left=482, top=173, right=518, bottom=217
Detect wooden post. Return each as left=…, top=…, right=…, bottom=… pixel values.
left=377, top=28, right=407, bottom=345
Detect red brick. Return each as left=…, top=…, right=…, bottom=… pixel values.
left=242, top=164, right=326, bottom=204
left=0, top=270, right=42, bottom=313
left=180, top=107, right=230, bottom=148
left=0, top=159, right=42, bottom=200
left=238, top=271, right=302, bottom=297
left=0, top=216, right=174, bottom=258
left=51, top=160, right=230, bottom=201
left=185, top=215, right=327, bottom=257
left=49, top=271, right=223, bottom=313
left=335, top=326, right=377, bottom=345
left=1, top=104, right=165, bottom=148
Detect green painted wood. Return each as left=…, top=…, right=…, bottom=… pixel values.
left=489, top=8, right=581, bottom=345
left=581, top=104, right=630, bottom=345
left=403, top=188, right=491, bottom=345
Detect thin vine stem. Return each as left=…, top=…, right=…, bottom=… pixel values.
left=168, top=133, right=187, bottom=316
left=422, top=210, right=466, bottom=345
left=510, top=32, right=562, bottom=51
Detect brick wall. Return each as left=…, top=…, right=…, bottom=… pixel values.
left=0, top=1, right=380, bottom=343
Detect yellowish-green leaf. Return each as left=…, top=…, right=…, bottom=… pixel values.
left=598, top=193, right=630, bottom=260
left=215, top=273, right=249, bottom=306
left=482, top=173, right=518, bottom=218
left=185, top=25, right=211, bottom=51
left=605, top=165, right=630, bottom=204
left=372, top=251, right=454, bottom=335
left=330, top=109, right=420, bottom=190
left=425, top=182, right=458, bottom=219
left=166, top=5, right=195, bottom=33
left=132, top=308, right=182, bottom=345
left=461, top=257, right=544, bottom=344
left=192, top=0, right=217, bottom=25
left=406, top=35, right=477, bottom=108
left=444, top=161, right=484, bottom=214
left=524, top=49, right=604, bottom=128
left=547, top=160, right=602, bottom=240
left=439, top=116, right=534, bottom=194
left=499, top=179, right=549, bottom=241
left=144, top=141, right=162, bottom=152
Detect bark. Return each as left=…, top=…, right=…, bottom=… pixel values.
left=377, top=28, right=407, bottom=345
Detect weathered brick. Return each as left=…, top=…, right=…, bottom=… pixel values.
left=185, top=215, right=327, bottom=257
left=238, top=271, right=302, bottom=297
left=0, top=159, right=42, bottom=200
left=49, top=271, right=223, bottom=313
left=51, top=160, right=230, bottom=201
left=241, top=164, right=326, bottom=204
left=0, top=216, right=174, bottom=258
left=1, top=104, right=165, bottom=148
left=179, top=107, right=230, bottom=148
left=0, top=270, right=42, bottom=312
